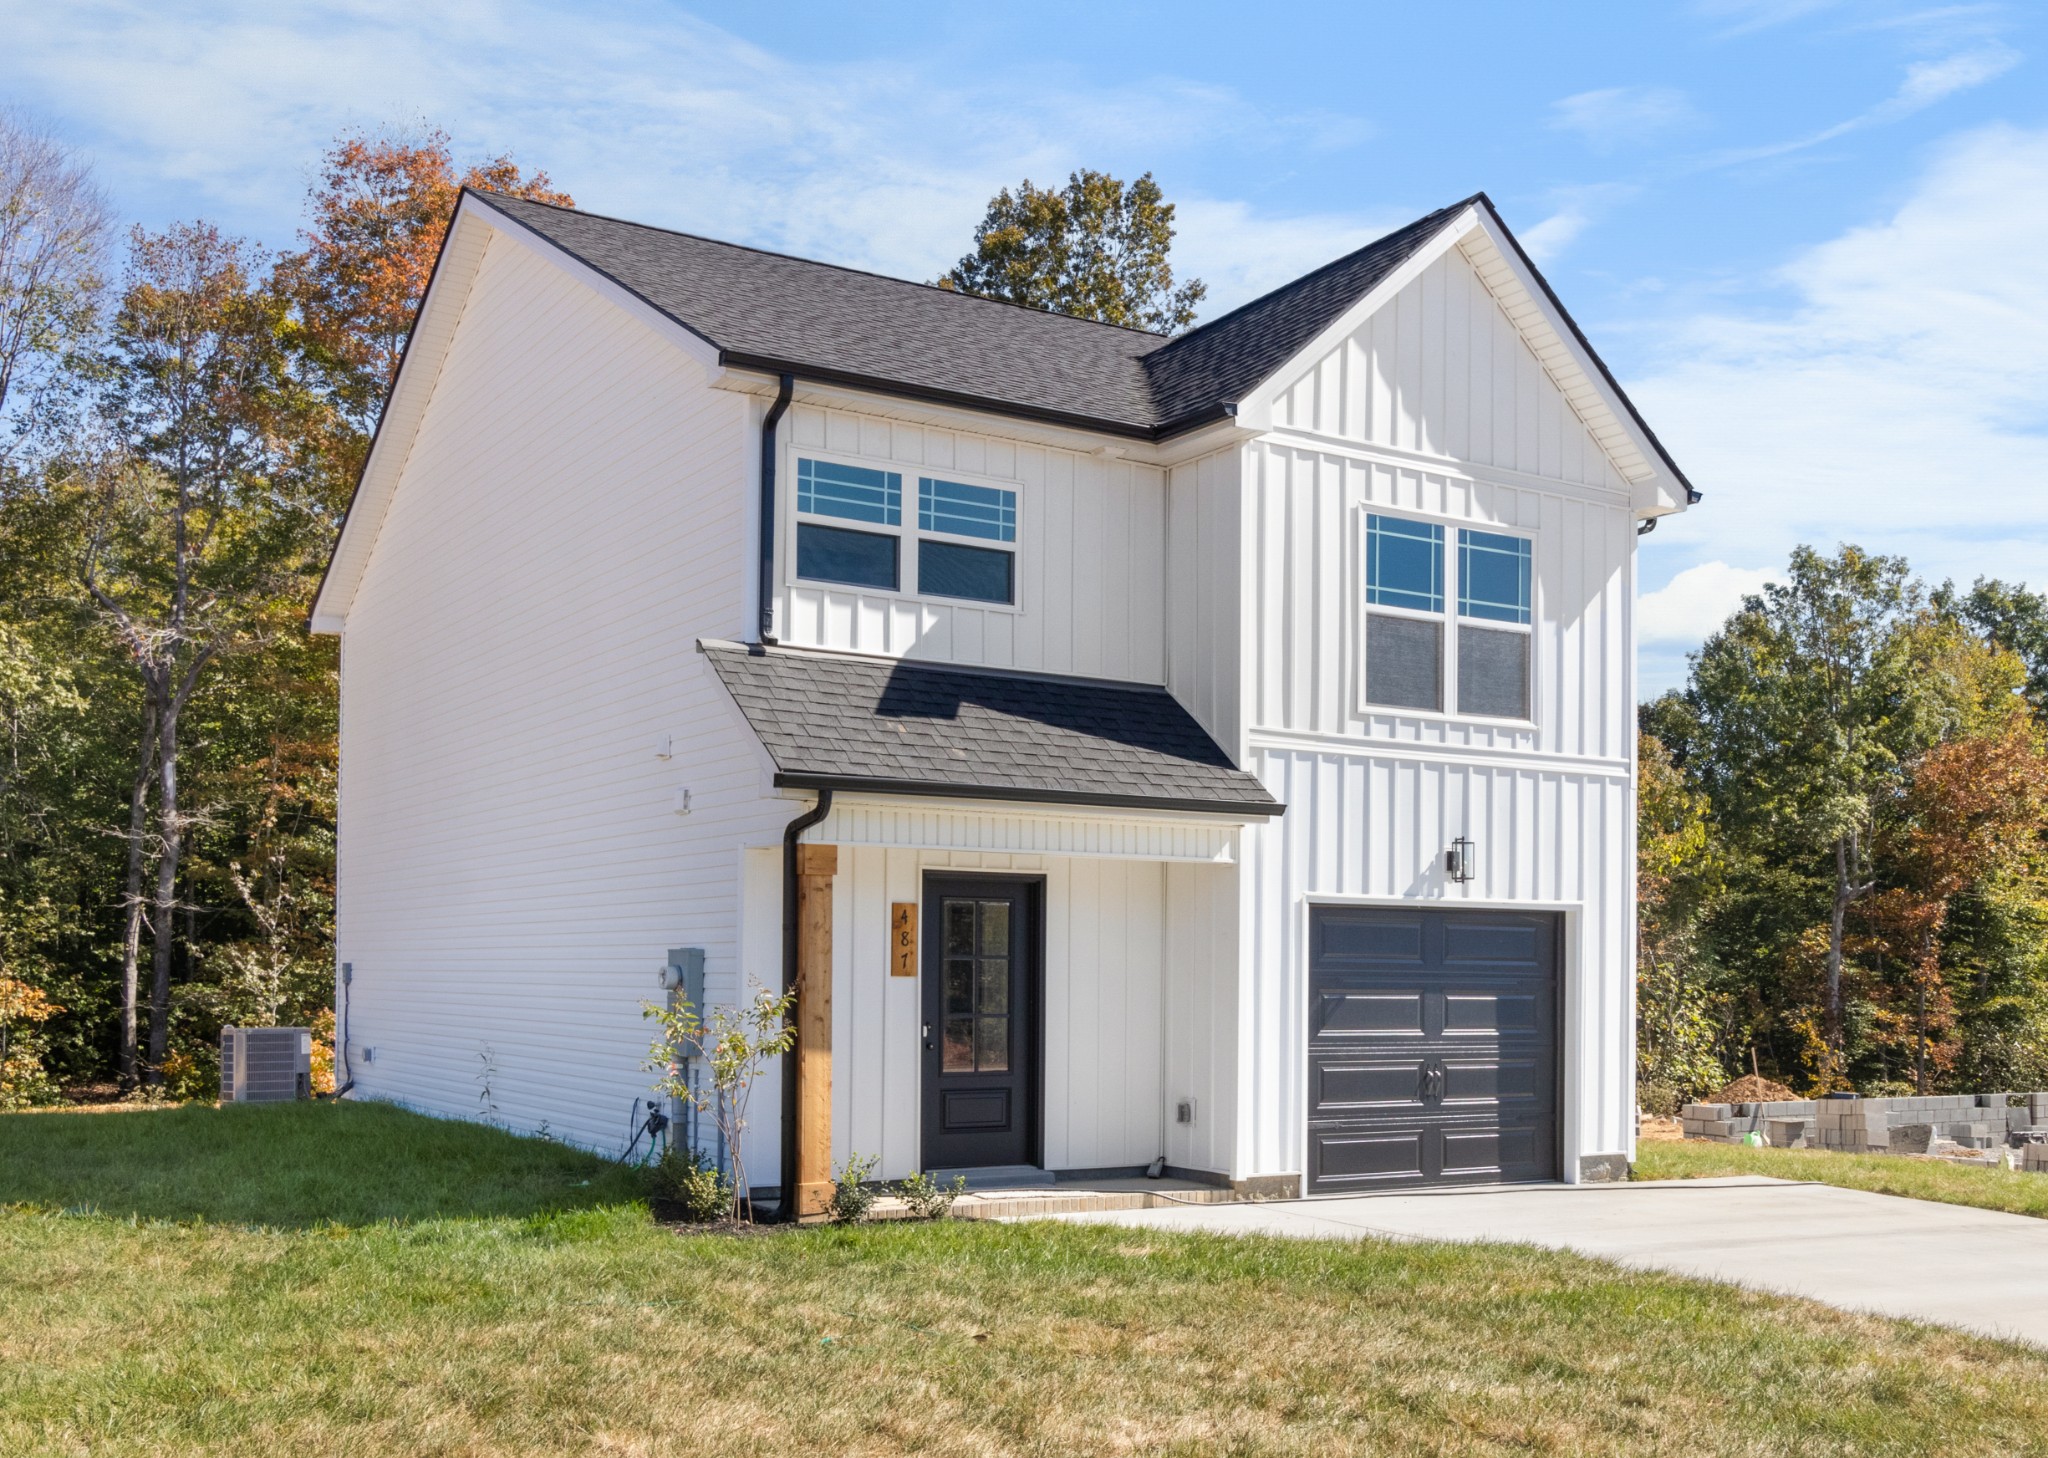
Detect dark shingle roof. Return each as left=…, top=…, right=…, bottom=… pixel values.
left=701, top=641, right=1281, bottom=816
left=474, top=190, right=1473, bottom=440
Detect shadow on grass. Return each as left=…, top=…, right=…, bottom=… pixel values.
left=0, top=1100, right=649, bottom=1228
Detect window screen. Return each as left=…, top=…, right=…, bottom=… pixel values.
left=1365, top=614, right=1443, bottom=711
left=1458, top=624, right=1529, bottom=719
left=919, top=539, right=1014, bottom=603
left=1459, top=529, right=1532, bottom=624
left=797, top=458, right=901, bottom=525
left=1367, top=515, right=1444, bottom=612
left=796, top=523, right=898, bottom=591
left=920, top=477, right=1016, bottom=541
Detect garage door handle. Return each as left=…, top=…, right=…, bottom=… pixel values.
left=1419, top=1059, right=1446, bottom=1105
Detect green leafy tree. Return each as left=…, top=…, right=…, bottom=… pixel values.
left=938, top=169, right=1206, bottom=333
left=1635, top=731, right=1729, bottom=1109
left=1941, top=577, right=2048, bottom=711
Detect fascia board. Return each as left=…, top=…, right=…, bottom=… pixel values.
left=309, top=203, right=493, bottom=633
left=708, top=367, right=1255, bottom=468
left=1230, top=207, right=1483, bottom=435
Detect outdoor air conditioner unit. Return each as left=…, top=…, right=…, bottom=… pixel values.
left=220, top=1026, right=313, bottom=1103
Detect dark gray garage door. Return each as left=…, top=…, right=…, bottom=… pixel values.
left=1307, top=907, right=1558, bottom=1193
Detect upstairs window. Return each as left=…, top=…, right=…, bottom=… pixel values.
left=1363, top=514, right=1533, bottom=720
left=918, top=477, right=1015, bottom=604
left=792, top=456, right=1018, bottom=606
left=795, top=459, right=900, bottom=591
left=1456, top=530, right=1532, bottom=720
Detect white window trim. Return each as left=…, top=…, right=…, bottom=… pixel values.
left=785, top=446, right=1027, bottom=614
left=1355, top=506, right=1539, bottom=728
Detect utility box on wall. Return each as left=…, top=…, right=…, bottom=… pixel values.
left=220, top=1026, right=313, bottom=1103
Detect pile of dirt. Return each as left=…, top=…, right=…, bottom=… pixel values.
left=1713, top=1074, right=1798, bottom=1104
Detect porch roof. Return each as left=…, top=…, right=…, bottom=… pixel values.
left=700, top=640, right=1282, bottom=817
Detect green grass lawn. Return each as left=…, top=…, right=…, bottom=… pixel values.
left=1636, top=1136, right=2048, bottom=1220
left=6, top=1104, right=2048, bottom=1456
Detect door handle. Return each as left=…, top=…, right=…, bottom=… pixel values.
left=923, top=1021, right=932, bottom=1050
left=1418, top=1058, right=1446, bottom=1105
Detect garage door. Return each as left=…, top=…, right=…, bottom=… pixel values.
left=1307, top=907, right=1558, bottom=1193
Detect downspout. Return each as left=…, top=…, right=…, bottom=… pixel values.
left=1636, top=518, right=1657, bottom=537
left=757, top=373, right=795, bottom=644
left=776, top=788, right=832, bottom=1220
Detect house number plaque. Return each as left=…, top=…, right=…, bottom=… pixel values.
left=890, top=903, right=917, bottom=977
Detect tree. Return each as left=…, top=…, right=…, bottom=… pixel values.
left=0, top=110, right=112, bottom=457
left=279, top=129, right=571, bottom=437
left=83, top=223, right=312, bottom=1082
left=1943, top=578, right=2048, bottom=712
left=938, top=169, right=1206, bottom=333
left=1635, top=731, right=1729, bottom=1108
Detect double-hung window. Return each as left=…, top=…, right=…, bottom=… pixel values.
left=793, top=455, right=1017, bottom=605
left=1363, top=513, right=1532, bottom=719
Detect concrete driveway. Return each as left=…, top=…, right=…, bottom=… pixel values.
left=1053, top=1175, right=2048, bottom=1348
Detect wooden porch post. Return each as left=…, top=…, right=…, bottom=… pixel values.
left=794, top=843, right=837, bottom=1220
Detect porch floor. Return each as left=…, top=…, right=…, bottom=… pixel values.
left=870, top=1177, right=1254, bottom=1222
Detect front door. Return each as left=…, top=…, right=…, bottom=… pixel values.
left=921, top=875, right=1041, bottom=1171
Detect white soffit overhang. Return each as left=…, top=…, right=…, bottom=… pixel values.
left=1237, top=202, right=1692, bottom=519
left=810, top=793, right=1244, bottom=863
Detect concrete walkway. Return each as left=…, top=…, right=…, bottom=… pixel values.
left=1051, top=1175, right=2048, bottom=1348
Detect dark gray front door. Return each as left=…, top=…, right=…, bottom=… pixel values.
left=1306, top=907, right=1559, bottom=1193
left=922, top=876, right=1041, bottom=1170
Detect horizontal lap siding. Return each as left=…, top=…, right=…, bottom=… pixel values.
left=338, top=235, right=790, bottom=1154
left=780, top=405, right=1167, bottom=683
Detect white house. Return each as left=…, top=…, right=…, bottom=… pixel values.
left=310, top=187, right=1696, bottom=1215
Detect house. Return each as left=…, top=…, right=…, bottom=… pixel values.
left=310, top=187, right=1696, bottom=1214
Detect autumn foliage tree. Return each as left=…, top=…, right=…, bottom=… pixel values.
left=279, top=130, right=571, bottom=440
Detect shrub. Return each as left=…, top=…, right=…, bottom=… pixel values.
left=1637, top=1081, right=1682, bottom=1118
left=646, top=1145, right=733, bottom=1223
left=897, top=1170, right=968, bottom=1220
left=827, top=1152, right=879, bottom=1224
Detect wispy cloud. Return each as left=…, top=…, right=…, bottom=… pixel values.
left=0, top=0, right=1385, bottom=315
left=1519, top=183, right=1637, bottom=263
left=1550, top=86, right=1699, bottom=150
left=1708, top=41, right=2020, bottom=165
left=1695, top=0, right=1846, bottom=38
left=1632, top=123, right=2048, bottom=688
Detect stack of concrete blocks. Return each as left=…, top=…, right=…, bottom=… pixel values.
left=2024, top=1143, right=2048, bottom=1174
left=1679, top=1100, right=1817, bottom=1146
left=1814, top=1097, right=1890, bottom=1153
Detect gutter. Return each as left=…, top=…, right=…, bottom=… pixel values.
left=775, top=788, right=832, bottom=1221
left=757, top=372, right=795, bottom=644
left=770, top=771, right=1283, bottom=819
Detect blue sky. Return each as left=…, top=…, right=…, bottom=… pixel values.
left=5, top=0, right=2044, bottom=694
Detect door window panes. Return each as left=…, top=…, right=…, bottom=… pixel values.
left=939, top=897, right=1018, bottom=1074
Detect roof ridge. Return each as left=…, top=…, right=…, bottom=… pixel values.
left=471, top=187, right=1172, bottom=342
left=1146, top=192, right=1487, bottom=364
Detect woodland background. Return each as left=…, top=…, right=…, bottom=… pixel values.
left=0, top=114, right=2043, bottom=1110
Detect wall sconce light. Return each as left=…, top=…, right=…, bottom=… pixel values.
left=1446, top=836, right=1476, bottom=884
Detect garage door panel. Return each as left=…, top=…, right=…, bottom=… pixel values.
left=1312, top=1057, right=1428, bottom=1114
left=1312, top=1129, right=1426, bottom=1184
left=1442, top=921, right=1542, bottom=964
left=1316, top=990, right=1426, bottom=1036
left=1308, top=908, right=1558, bottom=1194
left=1442, top=991, right=1540, bottom=1033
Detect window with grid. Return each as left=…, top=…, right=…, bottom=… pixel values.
left=792, top=457, right=1017, bottom=605
left=1362, top=514, right=1533, bottom=720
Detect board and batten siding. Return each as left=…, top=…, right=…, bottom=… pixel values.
left=1228, top=233, right=1644, bottom=1181
left=336, top=229, right=794, bottom=1154
left=739, top=847, right=1207, bottom=1187
left=775, top=404, right=1168, bottom=683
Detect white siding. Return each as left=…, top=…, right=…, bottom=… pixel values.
left=1165, top=446, right=1246, bottom=761
left=819, top=849, right=1182, bottom=1180
left=1163, top=862, right=1239, bottom=1175
left=336, top=233, right=792, bottom=1154
left=777, top=404, right=1167, bottom=682
left=1236, top=749, right=1634, bottom=1180
left=1269, top=245, right=1627, bottom=492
